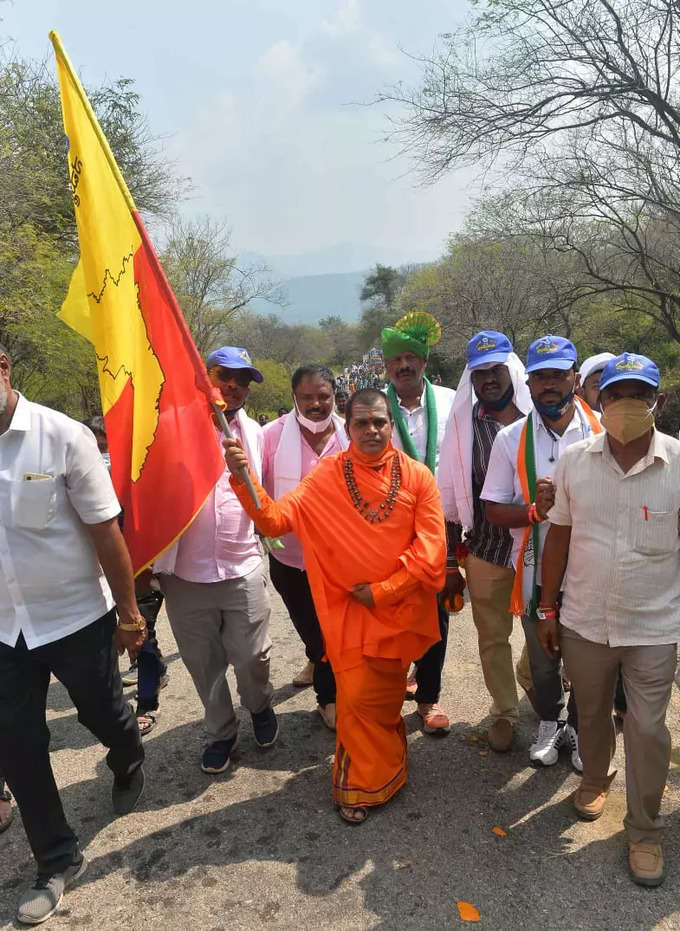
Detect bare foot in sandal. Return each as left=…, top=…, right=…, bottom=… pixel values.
left=338, top=806, right=367, bottom=824
left=0, top=797, right=13, bottom=833
left=136, top=712, right=156, bottom=737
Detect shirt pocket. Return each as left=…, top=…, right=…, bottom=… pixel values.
left=633, top=508, right=679, bottom=556
left=10, top=477, right=57, bottom=530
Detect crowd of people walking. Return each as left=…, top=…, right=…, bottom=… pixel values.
left=0, top=311, right=678, bottom=924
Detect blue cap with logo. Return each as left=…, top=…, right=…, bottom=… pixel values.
left=526, top=334, right=578, bottom=373
left=205, top=346, right=264, bottom=383
left=599, top=353, right=659, bottom=391
left=466, top=330, right=513, bottom=370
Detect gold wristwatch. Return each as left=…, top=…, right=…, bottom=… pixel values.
left=118, top=615, right=147, bottom=632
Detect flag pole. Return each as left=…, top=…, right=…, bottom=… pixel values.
left=212, top=404, right=261, bottom=508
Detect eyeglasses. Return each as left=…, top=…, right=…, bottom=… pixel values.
left=209, top=367, right=251, bottom=387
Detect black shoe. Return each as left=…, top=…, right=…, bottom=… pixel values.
left=201, top=734, right=239, bottom=774
left=112, top=765, right=145, bottom=816
left=251, top=706, right=279, bottom=748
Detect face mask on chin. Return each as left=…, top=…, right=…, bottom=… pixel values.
left=533, top=378, right=576, bottom=421
left=601, top=397, right=657, bottom=444
left=295, top=402, right=334, bottom=434
left=481, top=382, right=514, bottom=412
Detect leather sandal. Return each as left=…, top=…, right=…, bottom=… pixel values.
left=337, top=805, right=368, bottom=825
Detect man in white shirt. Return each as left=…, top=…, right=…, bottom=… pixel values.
left=540, top=353, right=680, bottom=888
left=382, top=312, right=455, bottom=734
left=0, top=344, right=147, bottom=925
left=262, top=364, right=348, bottom=730
left=155, top=346, right=275, bottom=776
left=482, top=335, right=602, bottom=770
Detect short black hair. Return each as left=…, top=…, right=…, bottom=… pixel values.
left=345, top=388, right=392, bottom=425
left=86, top=415, right=106, bottom=438
left=291, top=364, right=336, bottom=393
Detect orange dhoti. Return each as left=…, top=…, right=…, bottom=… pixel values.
left=333, top=658, right=408, bottom=808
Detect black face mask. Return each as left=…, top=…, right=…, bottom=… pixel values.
left=481, top=382, right=514, bottom=412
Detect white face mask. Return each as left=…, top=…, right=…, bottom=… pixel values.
left=295, top=402, right=334, bottom=434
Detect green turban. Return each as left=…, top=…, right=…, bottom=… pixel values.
left=381, top=311, right=442, bottom=361
left=381, top=327, right=429, bottom=361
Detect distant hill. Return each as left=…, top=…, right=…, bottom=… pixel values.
left=250, top=270, right=366, bottom=325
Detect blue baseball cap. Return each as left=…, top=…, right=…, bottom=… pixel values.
left=599, top=353, right=660, bottom=391
left=205, top=346, right=264, bottom=383
left=526, top=335, right=578, bottom=373
left=466, top=330, right=513, bottom=369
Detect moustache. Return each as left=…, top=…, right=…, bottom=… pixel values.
left=396, top=369, right=415, bottom=378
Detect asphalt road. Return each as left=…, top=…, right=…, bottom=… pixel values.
left=2, top=586, right=680, bottom=930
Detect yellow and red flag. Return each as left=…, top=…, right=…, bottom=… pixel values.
left=50, top=31, right=225, bottom=573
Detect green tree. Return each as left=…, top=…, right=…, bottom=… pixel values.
left=162, top=216, right=284, bottom=358
left=246, top=359, right=292, bottom=417
left=358, top=264, right=407, bottom=350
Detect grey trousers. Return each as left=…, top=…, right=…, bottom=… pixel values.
left=161, top=561, right=273, bottom=744
left=521, top=611, right=577, bottom=726
left=561, top=625, right=677, bottom=844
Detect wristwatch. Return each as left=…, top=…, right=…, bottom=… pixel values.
left=118, top=615, right=147, bottom=632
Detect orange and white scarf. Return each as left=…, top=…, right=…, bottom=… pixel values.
left=510, top=398, right=602, bottom=616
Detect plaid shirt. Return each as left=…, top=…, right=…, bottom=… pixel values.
left=464, top=402, right=520, bottom=568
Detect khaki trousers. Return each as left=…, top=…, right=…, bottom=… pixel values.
left=465, top=553, right=519, bottom=722
left=561, top=625, right=677, bottom=844
left=161, top=561, right=273, bottom=745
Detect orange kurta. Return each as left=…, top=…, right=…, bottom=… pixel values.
left=231, top=443, right=446, bottom=807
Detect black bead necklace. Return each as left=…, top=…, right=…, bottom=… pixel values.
left=343, top=453, right=402, bottom=523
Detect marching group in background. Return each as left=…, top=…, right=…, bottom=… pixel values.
left=0, top=309, right=679, bottom=924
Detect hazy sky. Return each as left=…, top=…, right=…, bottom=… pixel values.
left=3, top=0, right=478, bottom=262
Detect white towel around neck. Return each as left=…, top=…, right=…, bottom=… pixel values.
left=439, top=353, right=531, bottom=527
left=273, top=410, right=347, bottom=499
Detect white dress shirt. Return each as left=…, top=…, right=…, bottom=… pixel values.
left=549, top=430, right=680, bottom=645
left=481, top=405, right=597, bottom=593
left=0, top=394, right=120, bottom=649
left=390, top=382, right=456, bottom=477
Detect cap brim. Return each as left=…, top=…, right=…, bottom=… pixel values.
left=526, top=359, right=575, bottom=373
left=248, top=367, right=264, bottom=383
left=599, top=372, right=658, bottom=391
left=468, top=352, right=511, bottom=370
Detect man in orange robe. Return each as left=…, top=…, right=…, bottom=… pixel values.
left=224, top=388, right=446, bottom=823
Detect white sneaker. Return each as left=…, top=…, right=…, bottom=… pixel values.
left=564, top=724, right=583, bottom=772
left=529, top=720, right=565, bottom=766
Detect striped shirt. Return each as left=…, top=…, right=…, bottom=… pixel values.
left=465, top=402, right=520, bottom=568
left=549, top=429, right=680, bottom=645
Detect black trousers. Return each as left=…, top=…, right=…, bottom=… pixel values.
left=414, top=595, right=450, bottom=704
left=0, top=610, right=144, bottom=875
left=268, top=555, right=336, bottom=706
left=136, top=590, right=167, bottom=714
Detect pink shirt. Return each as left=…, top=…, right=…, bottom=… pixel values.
left=173, top=421, right=262, bottom=583
left=262, top=415, right=343, bottom=571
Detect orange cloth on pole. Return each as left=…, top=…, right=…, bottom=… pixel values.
left=333, top=658, right=408, bottom=808
left=50, top=32, right=224, bottom=573
left=231, top=444, right=445, bottom=673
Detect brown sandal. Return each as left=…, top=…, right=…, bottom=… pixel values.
left=136, top=712, right=157, bottom=736
left=0, top=797, right=13, bottom=833
left=337, top=805, right=368, bottom=825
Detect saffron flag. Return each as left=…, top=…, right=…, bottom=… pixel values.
left=50, top=31, right=225, bottom=573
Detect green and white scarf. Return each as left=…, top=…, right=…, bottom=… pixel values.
left=386, top=377, right=438, bottom=474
